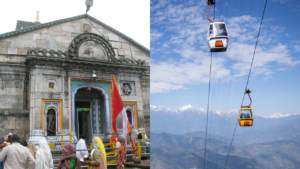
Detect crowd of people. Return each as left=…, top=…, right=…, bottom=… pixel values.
left=0, top=133, right=107, bottom=169
left=0, top=130, right=148, bottom=169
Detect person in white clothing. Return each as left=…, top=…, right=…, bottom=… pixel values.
left=35, top=139, right=54, bottom=169
left=0, top=134, right=35, bottom=169
left=76, top=135, right=89, bottom=161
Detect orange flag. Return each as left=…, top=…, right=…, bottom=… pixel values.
left=112, top=75, right=124, bottom=134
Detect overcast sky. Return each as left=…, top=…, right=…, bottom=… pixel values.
left=0, top=0, right=150, bottom=49
left=150, top=0, right=300, bottom=116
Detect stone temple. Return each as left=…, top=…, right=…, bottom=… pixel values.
left=0, top=14, right=150, bottom=146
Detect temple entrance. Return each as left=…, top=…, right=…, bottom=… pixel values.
left=75, top=101, right=92, bottom=142
left=74, top=86, right=107, bottom=142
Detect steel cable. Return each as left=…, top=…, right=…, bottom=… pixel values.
left=203, top=2, right=216, bottom=168
left=223, top=0, right=268, bottom=168
left=214, top=0, right=247, bottom=167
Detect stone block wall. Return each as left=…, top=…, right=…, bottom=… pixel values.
left=28, top=67, right=68, bottom=131
left=0, top=116, right=29, bottom=143
left=0, top=64, right=26, bottom=110
left=141, top=73, right=150, bottom=137
left=116, top=72, right=150, bottom=136
left=0, top=16, right=150, bottom=141
left=0, top=18, right=150, bottom=63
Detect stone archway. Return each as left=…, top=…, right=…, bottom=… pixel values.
left=68, top=33, right=115, bottom=59
left=71, top=83, right=112, bottom=137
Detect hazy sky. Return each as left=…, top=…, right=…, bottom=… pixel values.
left=0, top=0, right=150, bottom=49
left=150, top=0, right=300, bottom=116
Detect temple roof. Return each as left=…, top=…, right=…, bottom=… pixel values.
left=0, top=14, right=149, bottom=53
left=15, top=20, right=41, bottom=30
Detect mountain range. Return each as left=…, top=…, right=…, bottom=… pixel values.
left=151, top=104, right=300, bottom=145
left=150, top=105, right=300, bottom=168
left=151, top=132, right=300, bottom=169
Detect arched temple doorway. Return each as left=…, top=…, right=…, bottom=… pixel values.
left=72, top=83, right=111, bottom=142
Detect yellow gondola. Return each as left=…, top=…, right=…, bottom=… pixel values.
left=239, top=89, right=253, bottom=126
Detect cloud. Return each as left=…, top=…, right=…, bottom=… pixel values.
left=277, top=68, right=287, bottom=71
left=151, top=0, right=170, bottom=11
left=151, top=54, right=231, bottom=88
left=227, top=43, right=300, bottom=77
left=294, top=45, right=300, bottom=52
left=151, top=0, right=300, bottom=93
left=271, top=26, right=285, bottom=33
left=151, top=82, right=184, bottom=93
left=262, top=76, right=272, bottom=80
left=271, top=0, right=300, bottom=11
left=151, top=29, right=163, bottom=42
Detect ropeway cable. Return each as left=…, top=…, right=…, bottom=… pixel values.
left=223, top=0, right=268, bottom=168
left=203, top=2, right=216, bottom=168
left=203, top=52, right=213, bottom=169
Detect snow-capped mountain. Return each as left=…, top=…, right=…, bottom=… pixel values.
left=265, top=112, right=292, bottom=118
left=151, top=104, right=300, bottom=135
left=150, top=104, right=238, bottom=116
left=150, top=104, right=205, bottom=113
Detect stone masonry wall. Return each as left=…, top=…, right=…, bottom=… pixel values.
left=0, top=116, right=29, bottom=143
left=141, top=73, right=150, bottom=137
left=0, top=62, right=29, bottom=141
left=0, top=18, right=150, bottom=63
left=0, top=17, right=150, bottom=141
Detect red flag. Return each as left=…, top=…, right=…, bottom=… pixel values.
left=112, top=75, right=124, bottom=134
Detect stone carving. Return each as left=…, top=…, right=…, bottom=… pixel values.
left=109, top=57, right=146, bottom=66
left=82, top=24, right=91, bottom=33
left=28, top=48, right=68, bottom=58
left=122, top=83, right=132, bottom=95
left=68, top=33, right=115, bottom=58
left=43, top=75, right=61, bottom=92
left=27, top=47, right=147, bottom=66
left=120, top=81, right=136, bottom=96
left=78, top=41, right=107, bottom=60
left=84, top=47, right=92, bottom=56
left=49, top=82, right=54, bottom=88
left=47, top=109, right=56, bottom=136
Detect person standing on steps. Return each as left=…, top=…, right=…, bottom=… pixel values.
left=76, top=134, right=89, bottom=161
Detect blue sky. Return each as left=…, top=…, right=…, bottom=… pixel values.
left=150, top=0, right=300, bottom=116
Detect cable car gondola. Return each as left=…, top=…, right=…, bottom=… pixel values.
left=207, top=22, right=229, bottom=52
left=206, top=0, right=229, bottom=52
left=239, top=89, right=253, bottom=126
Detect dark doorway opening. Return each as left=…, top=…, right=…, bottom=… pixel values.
left=126, top=110, right=132, bottom=125
left=75, top=101, right=92, bottom=143
left=47, top=109, right=56, bottom=136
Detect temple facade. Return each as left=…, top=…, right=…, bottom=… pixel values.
left=0, top=14, right=150, bottom=146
